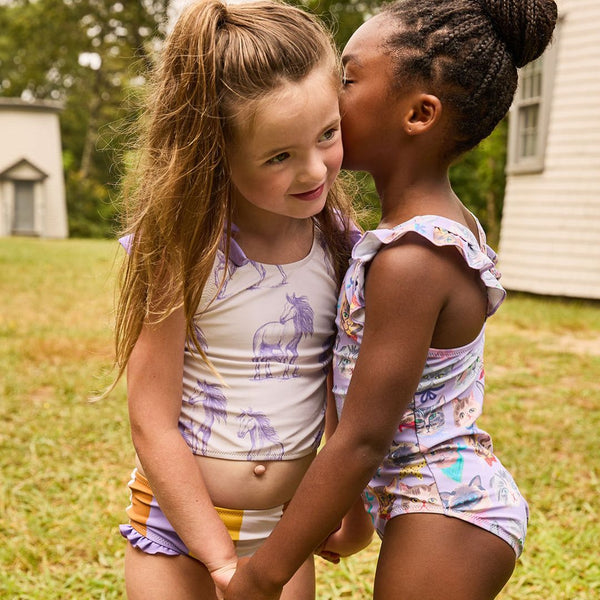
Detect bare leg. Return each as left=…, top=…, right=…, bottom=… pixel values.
left=280, top=556, right=315, bottom=600
left=125, top=543, right=218, bottom=600
left=374, top=514, right=516, bottom=600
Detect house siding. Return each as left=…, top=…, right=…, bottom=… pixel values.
left=498, top=0, right=600, bottom=299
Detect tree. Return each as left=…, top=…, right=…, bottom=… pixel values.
left=0, top=0, right=169, bottom=237
left=449, top=120, right=508, bottom=248
left=295, top=0, right=381, bottom=47
left=0, top=0, right=506, bottom=239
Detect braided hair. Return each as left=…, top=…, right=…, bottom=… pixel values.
left=382, top=0, right=557, bottom=158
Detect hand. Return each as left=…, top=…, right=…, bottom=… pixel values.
left=210, top=560, right=238, bottom=600
left=317, top=527, right=365, bottom=559
left=315, top=546, right=341, bottom=564
left=224, top=560, right=283, bottom=600
left=314, top=525, right=341, bottom=564
left=316, top=507, right=374, bottom=560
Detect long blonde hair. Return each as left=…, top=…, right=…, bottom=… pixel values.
left=114, top=0, right=355, bottom=383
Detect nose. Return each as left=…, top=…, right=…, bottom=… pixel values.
left=297, top=150, right=328, bottom=186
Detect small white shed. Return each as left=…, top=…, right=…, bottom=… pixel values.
left=0, top=98, right=68, bottom=238
left=498, top=0, right=600, bottom=300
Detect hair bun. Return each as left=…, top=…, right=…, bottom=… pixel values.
left=479, top=0, right=558, bottom=67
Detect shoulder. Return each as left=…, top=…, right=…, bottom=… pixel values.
left=364, top=234, right=454, bottom=325
left=368, top=231, right=460, bottom=291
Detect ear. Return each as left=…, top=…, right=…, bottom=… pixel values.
left=404, top=93, right=442, bottom=136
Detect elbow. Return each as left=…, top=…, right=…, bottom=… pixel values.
left=129, top=418, right=146, bottom=445
left=128, top=415, right=173, bottom=458
left=129, top=419, right=152, bottom=458
left=331, top=429, right=388, bottom=480
left=354, top=438, right=389, bottom=475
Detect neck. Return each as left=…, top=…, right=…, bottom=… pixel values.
left=370, top=161, right=467, bottom=228
left=232, top=201, right=314, bottom=264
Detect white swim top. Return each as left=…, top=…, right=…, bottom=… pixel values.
left=179, top=228, right=339, bottom=461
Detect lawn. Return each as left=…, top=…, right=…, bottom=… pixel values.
left=1, top=237, right=599, bottom=599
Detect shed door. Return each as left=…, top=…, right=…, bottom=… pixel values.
left=12, top=180, right=35, bottom=234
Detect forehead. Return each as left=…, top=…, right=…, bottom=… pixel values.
left=232, top=67, right=340, bottom=153
left=343, top=14, right=394, bottom=61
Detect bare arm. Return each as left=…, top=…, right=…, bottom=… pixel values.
left=317, top=494, right=374, bottom=561
left=225, top=239, right=448, bottom=599
left=316, top=371, right=374, bottom=562
left=127, top=307, right=237, bottom=587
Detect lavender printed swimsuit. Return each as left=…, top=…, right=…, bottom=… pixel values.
left=332, top=215, right=528, bottom=557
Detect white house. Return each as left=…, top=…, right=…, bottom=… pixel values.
left=498, top=0, right=600, bottom=300
left=0, top=98, right=68, bottom=238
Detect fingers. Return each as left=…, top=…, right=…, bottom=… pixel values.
left=315, top=548, right=341, bottom=563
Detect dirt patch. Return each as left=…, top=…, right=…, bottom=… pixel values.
left=539, top=335, right=600, bottom=357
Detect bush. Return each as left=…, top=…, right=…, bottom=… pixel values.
left=65, top=169, right=119, bottom=239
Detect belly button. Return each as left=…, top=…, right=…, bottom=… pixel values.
left=253, top=464, right=266, bottom=477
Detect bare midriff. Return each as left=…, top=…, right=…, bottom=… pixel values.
left=135, top=451, right=316, bottom=510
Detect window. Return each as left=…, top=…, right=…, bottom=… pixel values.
left=12, top=180, right=36, bottom=235
left=507, top=35, right=559, bottom=174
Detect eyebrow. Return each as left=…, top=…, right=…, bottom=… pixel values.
left=342, top=54, right=362, bottom=67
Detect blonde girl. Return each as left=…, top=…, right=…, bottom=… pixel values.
left=113, top=1, right=359, bottom=598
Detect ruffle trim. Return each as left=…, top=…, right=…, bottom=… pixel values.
left=348, top=215, right=506, bottom=319
left=119, top=524, right=179, bottom=556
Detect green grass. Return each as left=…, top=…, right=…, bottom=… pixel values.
left=1, top=237, right=599, bottom=599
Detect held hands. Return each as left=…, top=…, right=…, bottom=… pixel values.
left=315, top=524, right=371, bottom=562
left=210, top=560, right=238, bottom=600
left=316, top=499, right=374, bottom=563
left=223, top=499, right=373, bottom=598
left=224, top=559, right=283, bottom=600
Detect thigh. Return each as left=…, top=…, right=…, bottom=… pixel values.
left=125, top=543, right=218, bottom=600
left=279, top=555, right=315, bottom=600
left=374, top=514, right=516, bottom=600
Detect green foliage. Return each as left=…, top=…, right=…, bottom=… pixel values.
left=0, top=0, right=508, bottom=240
left=0, top=0, right=168, bottom=238
left=2, top=237, right=599, bottom=598
left=348, top=172, right=381, bottom=231
left=450, top=119, right=508, bottom=247
left=292, top=0, right=381, bottom=47
left=65, top=169, right=118, bottom=238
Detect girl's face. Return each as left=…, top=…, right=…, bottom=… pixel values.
left=340, top=15, right=405, bottom=173
left=227, top=65, right=343, bottom=225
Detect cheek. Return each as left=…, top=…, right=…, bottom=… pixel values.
left=339, top=89, right=360, bottom=124
left=328, top=140, right=344, bottom=175
left=340, top=109, right=359, bottom=146
left=230, top=164, right=271, bottom=196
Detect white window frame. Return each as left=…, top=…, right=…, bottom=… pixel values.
left=507, top=28, right=559, bottom=174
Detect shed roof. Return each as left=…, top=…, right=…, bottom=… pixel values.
left=0, top=98, right=63, bottom=113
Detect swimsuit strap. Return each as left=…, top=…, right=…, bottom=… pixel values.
left=352, top=215, right=506, bottom=316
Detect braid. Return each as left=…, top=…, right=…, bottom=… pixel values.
left=382, top=0, right=557, bottom=158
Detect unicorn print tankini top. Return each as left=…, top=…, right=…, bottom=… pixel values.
left=332, top=215, right=529, bottom=556
left=179, top=228, right=338, bottom=462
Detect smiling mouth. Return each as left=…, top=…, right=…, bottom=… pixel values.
left=291, top=183, right=326, bottom=201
